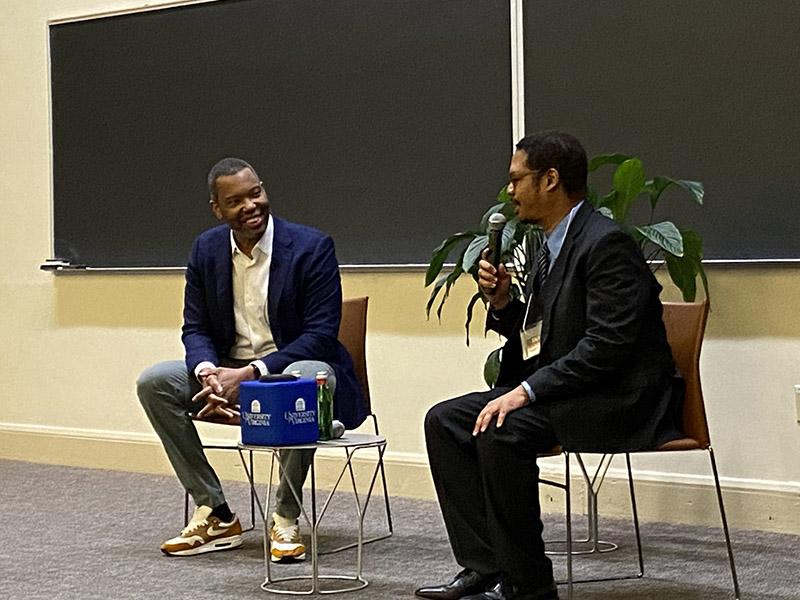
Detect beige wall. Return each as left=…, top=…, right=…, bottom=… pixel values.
left=3, top=0, right=800, bottom=534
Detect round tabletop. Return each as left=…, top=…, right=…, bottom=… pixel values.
left=240, top=432, right=386, bottom=452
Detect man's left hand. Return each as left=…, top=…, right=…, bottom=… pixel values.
left=192, top=366, right=255, bottom=417
left=472, top=385, right=530, bottom=435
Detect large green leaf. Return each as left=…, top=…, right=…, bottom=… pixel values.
left=436, top=265, right=466, bottom=321
left=645, top=177, right=705, bottom=211
left=496, top=185, right=513, bottom=203
left=663, top=229, right=708, bottom=302
left=464, top=291, right=485, bottom=346
left=514, top=221, right=537, bottom=246
left=588, top=153, right=631, bottom=172
left=425, top=232, right=476, bottom=287
left=664, top=253, right=696, bottom=301
left=427, top=241, right=471, bottom=319
left=479, top=204, right=505, bottom=233
left=610, top=158, right=646, bottom=222
left=644, top=176, right=673, bottom=211
left=501, top=220, right=519, bottom=255
left=483, top=347, right=503, bottom=388
left=425, top=273, right=450, bottom=318
left=479, top=203, right=516, bottom=233
left=674, top=179, right=704, bottom=205
left=597, top=206, right=614, bottom=219
left=682, top=229, right=708, bottom=300
left=597, top=190, right=617, bottom=210
left=462, top=234, right=489, bottom=273
left=635, top=221, right=684, bottom=257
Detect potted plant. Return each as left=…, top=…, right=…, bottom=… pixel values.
left=425, top=153, right=707, bottom=386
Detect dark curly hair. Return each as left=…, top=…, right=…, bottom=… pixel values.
left=516, top=131, right=587, bottom=197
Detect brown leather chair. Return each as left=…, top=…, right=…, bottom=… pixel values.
left=322, top=296, right=393, bottom=552
left=185, top=297, right=393, bottom=547
left=541, top=301, right=740, bottom=599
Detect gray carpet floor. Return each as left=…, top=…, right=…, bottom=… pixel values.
left=1, top=459, right=798, bottom=599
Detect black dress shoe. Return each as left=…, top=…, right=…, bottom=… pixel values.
left=460, top=579, right=559, bottom=600
left=415, top=568, right=492, bottom=600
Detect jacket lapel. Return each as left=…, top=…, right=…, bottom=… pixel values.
left=267, top=217, right=292, bottom=338
left=539, top=201, right=592, bottom=347
left=215, top=230, right=235, bottom=342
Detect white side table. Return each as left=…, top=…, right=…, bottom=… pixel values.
left=240, top=433, right=387, bottom=595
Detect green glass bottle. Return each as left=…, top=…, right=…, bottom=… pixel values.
left=315, top=371, right=334, bottom=441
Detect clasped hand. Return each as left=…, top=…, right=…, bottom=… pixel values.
left=193, top=366, right=253, bottom=420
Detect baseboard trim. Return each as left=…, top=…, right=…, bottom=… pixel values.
left=2, top=423, right=799, bottom=534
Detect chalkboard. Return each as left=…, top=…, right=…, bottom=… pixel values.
left=523, top=0, right=800, bottom=261
left=50, top=0, right=512, bottom=268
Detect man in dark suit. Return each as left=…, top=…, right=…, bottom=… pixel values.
left=415, top=132, right=681, bottom=600
left=137, top=157, right=365, bottom=558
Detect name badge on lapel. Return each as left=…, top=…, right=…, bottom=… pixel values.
left=520, top=319, right=542, bottom=361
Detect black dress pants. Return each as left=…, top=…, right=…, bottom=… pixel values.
left=424, top=387, right=559, bottom=588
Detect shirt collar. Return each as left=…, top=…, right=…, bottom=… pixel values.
left=230, top=214, right=274, bottom=258
left=544, top=200, right=583, bottom=265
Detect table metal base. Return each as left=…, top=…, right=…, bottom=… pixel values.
left=241, top=434, right=387, bottom=595
left=261, top=574, right=368, bottom=595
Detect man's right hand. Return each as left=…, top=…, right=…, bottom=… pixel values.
left=193, top=369, right=239, bottom=420
left=478, top=248, right=511, bottom=310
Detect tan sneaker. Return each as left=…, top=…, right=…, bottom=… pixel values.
left=161, top=505, right=243, bottom=556
left=269, top=512, right=306, bottom=562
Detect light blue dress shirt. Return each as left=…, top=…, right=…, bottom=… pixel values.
left=519, top=201, right=583, bottom=401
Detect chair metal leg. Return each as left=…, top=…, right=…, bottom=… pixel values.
left=708, top=447, right=741, bottom=599
left=542, top=452, right=646, bottom=589
left=371, top=413, right=395, bottom=537
left=547, top=453, right=618, bottom=556
left=565, top=452, right=574, bottom=600
left=538, top=454, right=573, bottom=599
left=625, top=453, right=644, bottom=579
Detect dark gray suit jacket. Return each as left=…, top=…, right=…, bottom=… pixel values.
left=489, top=202, right=682, bottom=452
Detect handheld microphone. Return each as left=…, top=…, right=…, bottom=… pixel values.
left=486, top=213, right=507, bottom=269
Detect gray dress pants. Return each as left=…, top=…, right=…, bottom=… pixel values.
left=137, top=358, right=336, bottom=521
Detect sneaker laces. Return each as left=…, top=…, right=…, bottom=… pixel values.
left=181, top=517, right=209, bottom=536
left=181, top=506, right=213, bottom=536
left=271, top=522, right=299, bottom=542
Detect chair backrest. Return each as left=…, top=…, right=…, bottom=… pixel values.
left=661, top=301, right=711, bottom=448
left=338, top=296, right=372, bottom=415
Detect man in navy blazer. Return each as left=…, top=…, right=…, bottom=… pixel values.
left=416, top=132, right=682, bottom=600
left=138, top=157, right=365, bottom=559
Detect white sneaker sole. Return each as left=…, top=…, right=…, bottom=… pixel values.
left=163, top=534, right=243, bottom=557
left=270, top=550, right=306, bottom=563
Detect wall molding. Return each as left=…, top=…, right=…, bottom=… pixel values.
left=3, top=422, right=799, bottom=534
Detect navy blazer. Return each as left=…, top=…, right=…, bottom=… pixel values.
left=181, top=216, right=367, bottom=429
left=489, top=202, right=681, bottom=452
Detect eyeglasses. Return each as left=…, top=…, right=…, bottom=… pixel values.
left=508, top=170, right=539, bottom=188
